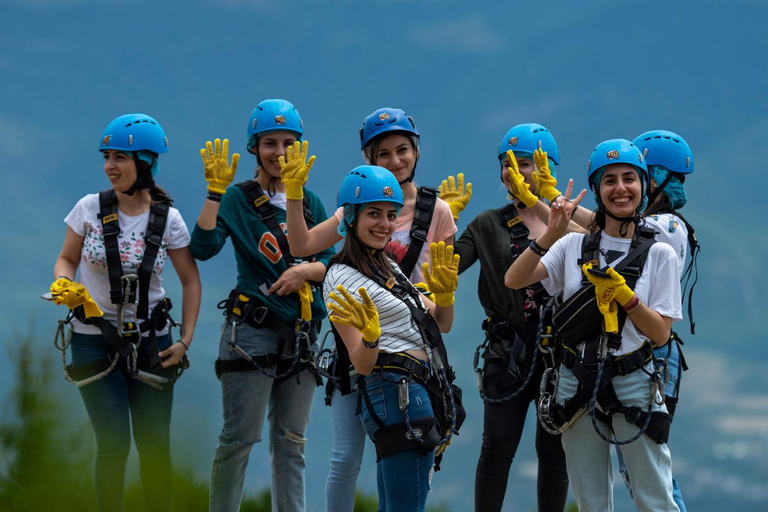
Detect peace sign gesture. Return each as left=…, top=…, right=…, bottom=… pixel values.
left=547, top=179, right=586, bottom=239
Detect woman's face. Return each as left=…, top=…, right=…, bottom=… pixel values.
left=372, top=134, right=418, bottom=183
left=355, top=201, right=398, bottom=250
left=257, top=131, right=298, bottom=178
left=599, top=164, right=643, bottom=217
left=103, top=150, right=138, bottom=193
left=500, top=154, right=535, bottom=191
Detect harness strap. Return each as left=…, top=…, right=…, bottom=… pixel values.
left=235, top=181, right=315, bottom=267
left=399, top=186, right=437, bottom=277
left=99, top=190, right=124, bottom=305
left=137, top=201, right=169, bottom=319
left=671, top=209, right=699, bottom=334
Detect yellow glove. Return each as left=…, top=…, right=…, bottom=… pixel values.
left=422, top=242, right=460, bottom=307
left=506, top=150, right=538, bottom=208
left=533, top=148, right=562, bottom=203
left=582, top=263, right=637, bottom=333
left=296, top=281, right=313, bottom=322
left=438, top=173, right=472, bottom=222
left=279, top=140, right=316, bottom=201
left=49, top=278, right=103, bottom=319
left=327, top=285, right=380, bottom=343
left=201, top=138, right=240, bottom=195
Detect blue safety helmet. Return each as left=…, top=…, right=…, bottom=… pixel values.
left=336, top=165, right=404, bottom=209
left=99, top=114, right=168, bottom=155
left=632, top=130, right=693, bottom=176
left=497, top=123, right=560, bottom=165
left=247, top=99, right=304, bottom=140
left=360, top=107, right=419, bottom=149
left=587, top=139, right=648, bottom=209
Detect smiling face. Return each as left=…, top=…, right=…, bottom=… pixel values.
left=500, top=154, right=535, bottom=191
left=598, top=163, right=643, bottom=217
left=257, top=130, right=298, bottom=178
left=355, top=201, right=399, bottom=250
left=103, top=149, right=138, bottom=193
left=371, top=134, right=418, bottom=183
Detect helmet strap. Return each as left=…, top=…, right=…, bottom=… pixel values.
left=603, top=208, right=638, bottom=238
left=121, top=153, right=155, bottom=197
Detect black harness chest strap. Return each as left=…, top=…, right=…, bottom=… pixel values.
left=236, top=181, right=315, bottom=268
left=99, top=190, right=124, bottom=305
left=98, top=190, right=170, bottom=320
left=399, top=186, right=437, bottom=277
left=496, top=203, right=530, bottom=260
left=137, top=201, right=170, bottom=319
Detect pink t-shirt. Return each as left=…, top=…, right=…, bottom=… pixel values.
left=334, top=197, right=457, bottom=282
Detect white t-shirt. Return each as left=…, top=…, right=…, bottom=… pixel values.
left=541, top=231, right=682, bottom=356
left=323, top=262, right=429, bottom=355
left=642, top=214, right=688, bottom=275
left=64, top=194, right=191, bottom=335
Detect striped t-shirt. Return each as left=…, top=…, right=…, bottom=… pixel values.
left=323, top=262, right=428, bottom=354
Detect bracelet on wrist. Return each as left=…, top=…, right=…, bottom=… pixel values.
left=207, top=191, right=222, bottom=203
left=57, top=275, right=72, bottom=281
left=178, top=339, right=190, bottom=351
left=362, top=337, right=380, bottom=349
left=529, top=239, right=549, bottom=257
left=622, top=295, right=641, bottom=313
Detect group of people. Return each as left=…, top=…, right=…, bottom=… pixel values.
left=48, top=98, right=698, bottom=512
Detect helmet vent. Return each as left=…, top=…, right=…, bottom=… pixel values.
left=355, top=186, right=361, bottom=198
left=686, top=157, right=691, bottom=168
left=128, top=134, right=134, bottom=146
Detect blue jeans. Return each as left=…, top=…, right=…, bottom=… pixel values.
left=209, top=321, right=317, bottom=512
left=617, top=340, right=687, bottom=511
left=359, top=370, right=436, bottom=512
left=72, top=332, right=175, bottom=512
left=325, top=387, right=366, bottom=512
left=556, top=362, right=679, bottom=512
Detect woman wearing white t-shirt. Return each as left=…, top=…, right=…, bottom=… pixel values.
left=505, top=139, right=681, bottom=511
left=323, top=165, right=461, bottom=512
left=50, top=114, right=201, bottom=512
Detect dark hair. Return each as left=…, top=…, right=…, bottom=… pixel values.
left=136, top=159, right=173, bottom=205
left=643, top=190, right=672, bottom=217
left=329, top=216, right=395, bottom=279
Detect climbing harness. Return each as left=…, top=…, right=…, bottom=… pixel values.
left=473, top=296, right=559, bottom=404
left=351, top=263, right=465, bottom=470
left=214, top=289, right=321, bottom=385
left=536, top=227, right=672, bottom=444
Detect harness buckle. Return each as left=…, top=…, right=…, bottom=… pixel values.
left=145, top=230, right=163, bottom=247
left=410, top=229, right=428, bottom=244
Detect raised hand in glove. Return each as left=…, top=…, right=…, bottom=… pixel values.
left=506, top=150, right=538, bottom=208
left=533, top=148, right=562, bottom=203
left=49, top=278, right=103, bottom=318
left=296, top=281, right=314, bottom=322
left=438, top=173, right=473, bottom=222
left=279, top=140, right=316, bottom=201
left=582, top=263, right=637, bottom=333
left=202, top=138, right=240, bottom=195
left=327, top=285, right=380, bottom=343
left=422, top=241, right=460, bottom=307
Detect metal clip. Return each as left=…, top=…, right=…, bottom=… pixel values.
left=398, top=377, right=409, bottom=412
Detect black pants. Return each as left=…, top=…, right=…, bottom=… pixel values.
left=475, top=359, right=569, bottom=512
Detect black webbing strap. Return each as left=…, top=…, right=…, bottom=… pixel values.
left=399, top=186, right=437, bottom=277
left=373, top=352, right=432, bottom=384
left=236, top=181, right=315, bottom=267
left=670, top=210, right=699, bottom=334
left=222, top=289, right=298, bottom=347
left=496, top=203, right=530, bottom=260
left=99, top=190, right=123, bottom=305
left=137, top=201, right=169, bottom=319
left=97, top=189, right=170, bottom=319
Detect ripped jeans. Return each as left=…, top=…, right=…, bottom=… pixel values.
left=209, top=321, right=317, bottom=512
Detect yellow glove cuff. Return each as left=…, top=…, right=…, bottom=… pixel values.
left=284, top=181, right=304, bottom=201
left=541, top=185, right=562, bottom=204
left=207, top=183, right=228, bottom=195
left=432, top=291, right=455, bottom=307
